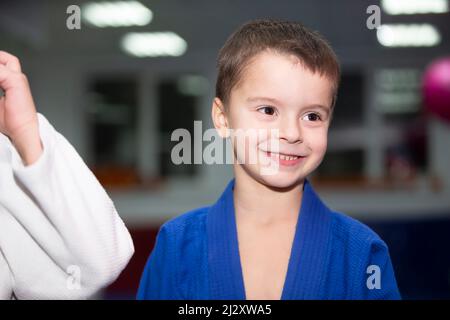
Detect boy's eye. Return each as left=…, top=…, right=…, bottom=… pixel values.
left=303, top=112, right=321, bottom=122
left=257, top=106, right=276, bottom=116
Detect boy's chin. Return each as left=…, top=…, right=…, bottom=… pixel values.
left=256, top=171, right=306, bottom=191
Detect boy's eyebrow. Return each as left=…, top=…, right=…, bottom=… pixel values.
left=246, top=96, right=331, bottom=114
left=246, top=96, right=283, bottom=105
left=304, top=104, right=331, bottom=115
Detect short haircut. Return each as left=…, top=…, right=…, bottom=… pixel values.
left=215, top=19, right=341, bottom=108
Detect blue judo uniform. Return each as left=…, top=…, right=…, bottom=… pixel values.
left=137, top=179, right=401, bottom=299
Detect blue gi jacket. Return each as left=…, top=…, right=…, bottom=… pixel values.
left=137, top=179, right=401, bottom=300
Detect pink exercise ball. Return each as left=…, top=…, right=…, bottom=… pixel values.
left=422, top=57, right=450, bottom=123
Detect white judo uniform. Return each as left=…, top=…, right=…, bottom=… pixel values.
left=0, top=113, right=134, bottom=299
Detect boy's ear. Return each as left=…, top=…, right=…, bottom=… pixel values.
left=211, top=97, right=229, bottom=138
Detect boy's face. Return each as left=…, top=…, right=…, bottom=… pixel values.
left=213, top=50, right=334, bottom=189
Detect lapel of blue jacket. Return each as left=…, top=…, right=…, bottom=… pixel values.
left=206, top=179, right=333, bottom=300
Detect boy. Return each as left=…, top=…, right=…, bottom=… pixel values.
left=0, top=50, right=134, bottom=299
left=137, top=19, right=401, bottom=299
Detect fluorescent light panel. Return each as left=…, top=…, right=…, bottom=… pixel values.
left=377, top=24, right=441, bottom=47
left=381, top=0, right=449, bottom=15
left=82, top=1, right=153, bottom=27
left=121, top=32, right=187, bottom=57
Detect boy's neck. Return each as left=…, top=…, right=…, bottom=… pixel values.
left=233, top=166, right=304, bottom=225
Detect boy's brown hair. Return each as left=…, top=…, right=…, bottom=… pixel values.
left=215, top=19, right=340, bottom=109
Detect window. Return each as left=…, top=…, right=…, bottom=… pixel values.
left=157, top=77, right=199, bottom=177
left=86, top=76, right=140, bottom=187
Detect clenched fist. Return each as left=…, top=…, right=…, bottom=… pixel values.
left=0, top=51, right=43, bottom=165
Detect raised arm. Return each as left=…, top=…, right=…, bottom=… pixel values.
left=0, top=51, right=134, bottom=299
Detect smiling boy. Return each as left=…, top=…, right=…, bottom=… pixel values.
left=137, top=19, right=401, bottom=300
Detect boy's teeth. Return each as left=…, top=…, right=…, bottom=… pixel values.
left=269, top=152, right=299, bottom=160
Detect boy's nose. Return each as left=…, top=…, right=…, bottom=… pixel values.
left=279, top=118, right=303, bottom=144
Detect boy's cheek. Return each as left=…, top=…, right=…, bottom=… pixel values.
left=316, top=140, right=328, bottom=159
left=230, top=116, right=269, bottom=132
left=305, top=131, right=328, bottom=154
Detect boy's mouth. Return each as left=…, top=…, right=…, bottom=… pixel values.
left=256, top=145, right=308, bottom=167
left=263, top=151, right=307, bottom=167
left=265, top=151, right=302, bottom=160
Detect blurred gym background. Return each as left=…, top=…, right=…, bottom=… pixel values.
left=1, top=0, right=449, bottom=299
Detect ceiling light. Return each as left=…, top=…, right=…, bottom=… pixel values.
left=121, top=32, right=188, bottom=57
left=381, top=0, right=449, bottom=15
left=377, top=24, right=441, bottom=47
left=82, top=1, right=153, bottom=27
